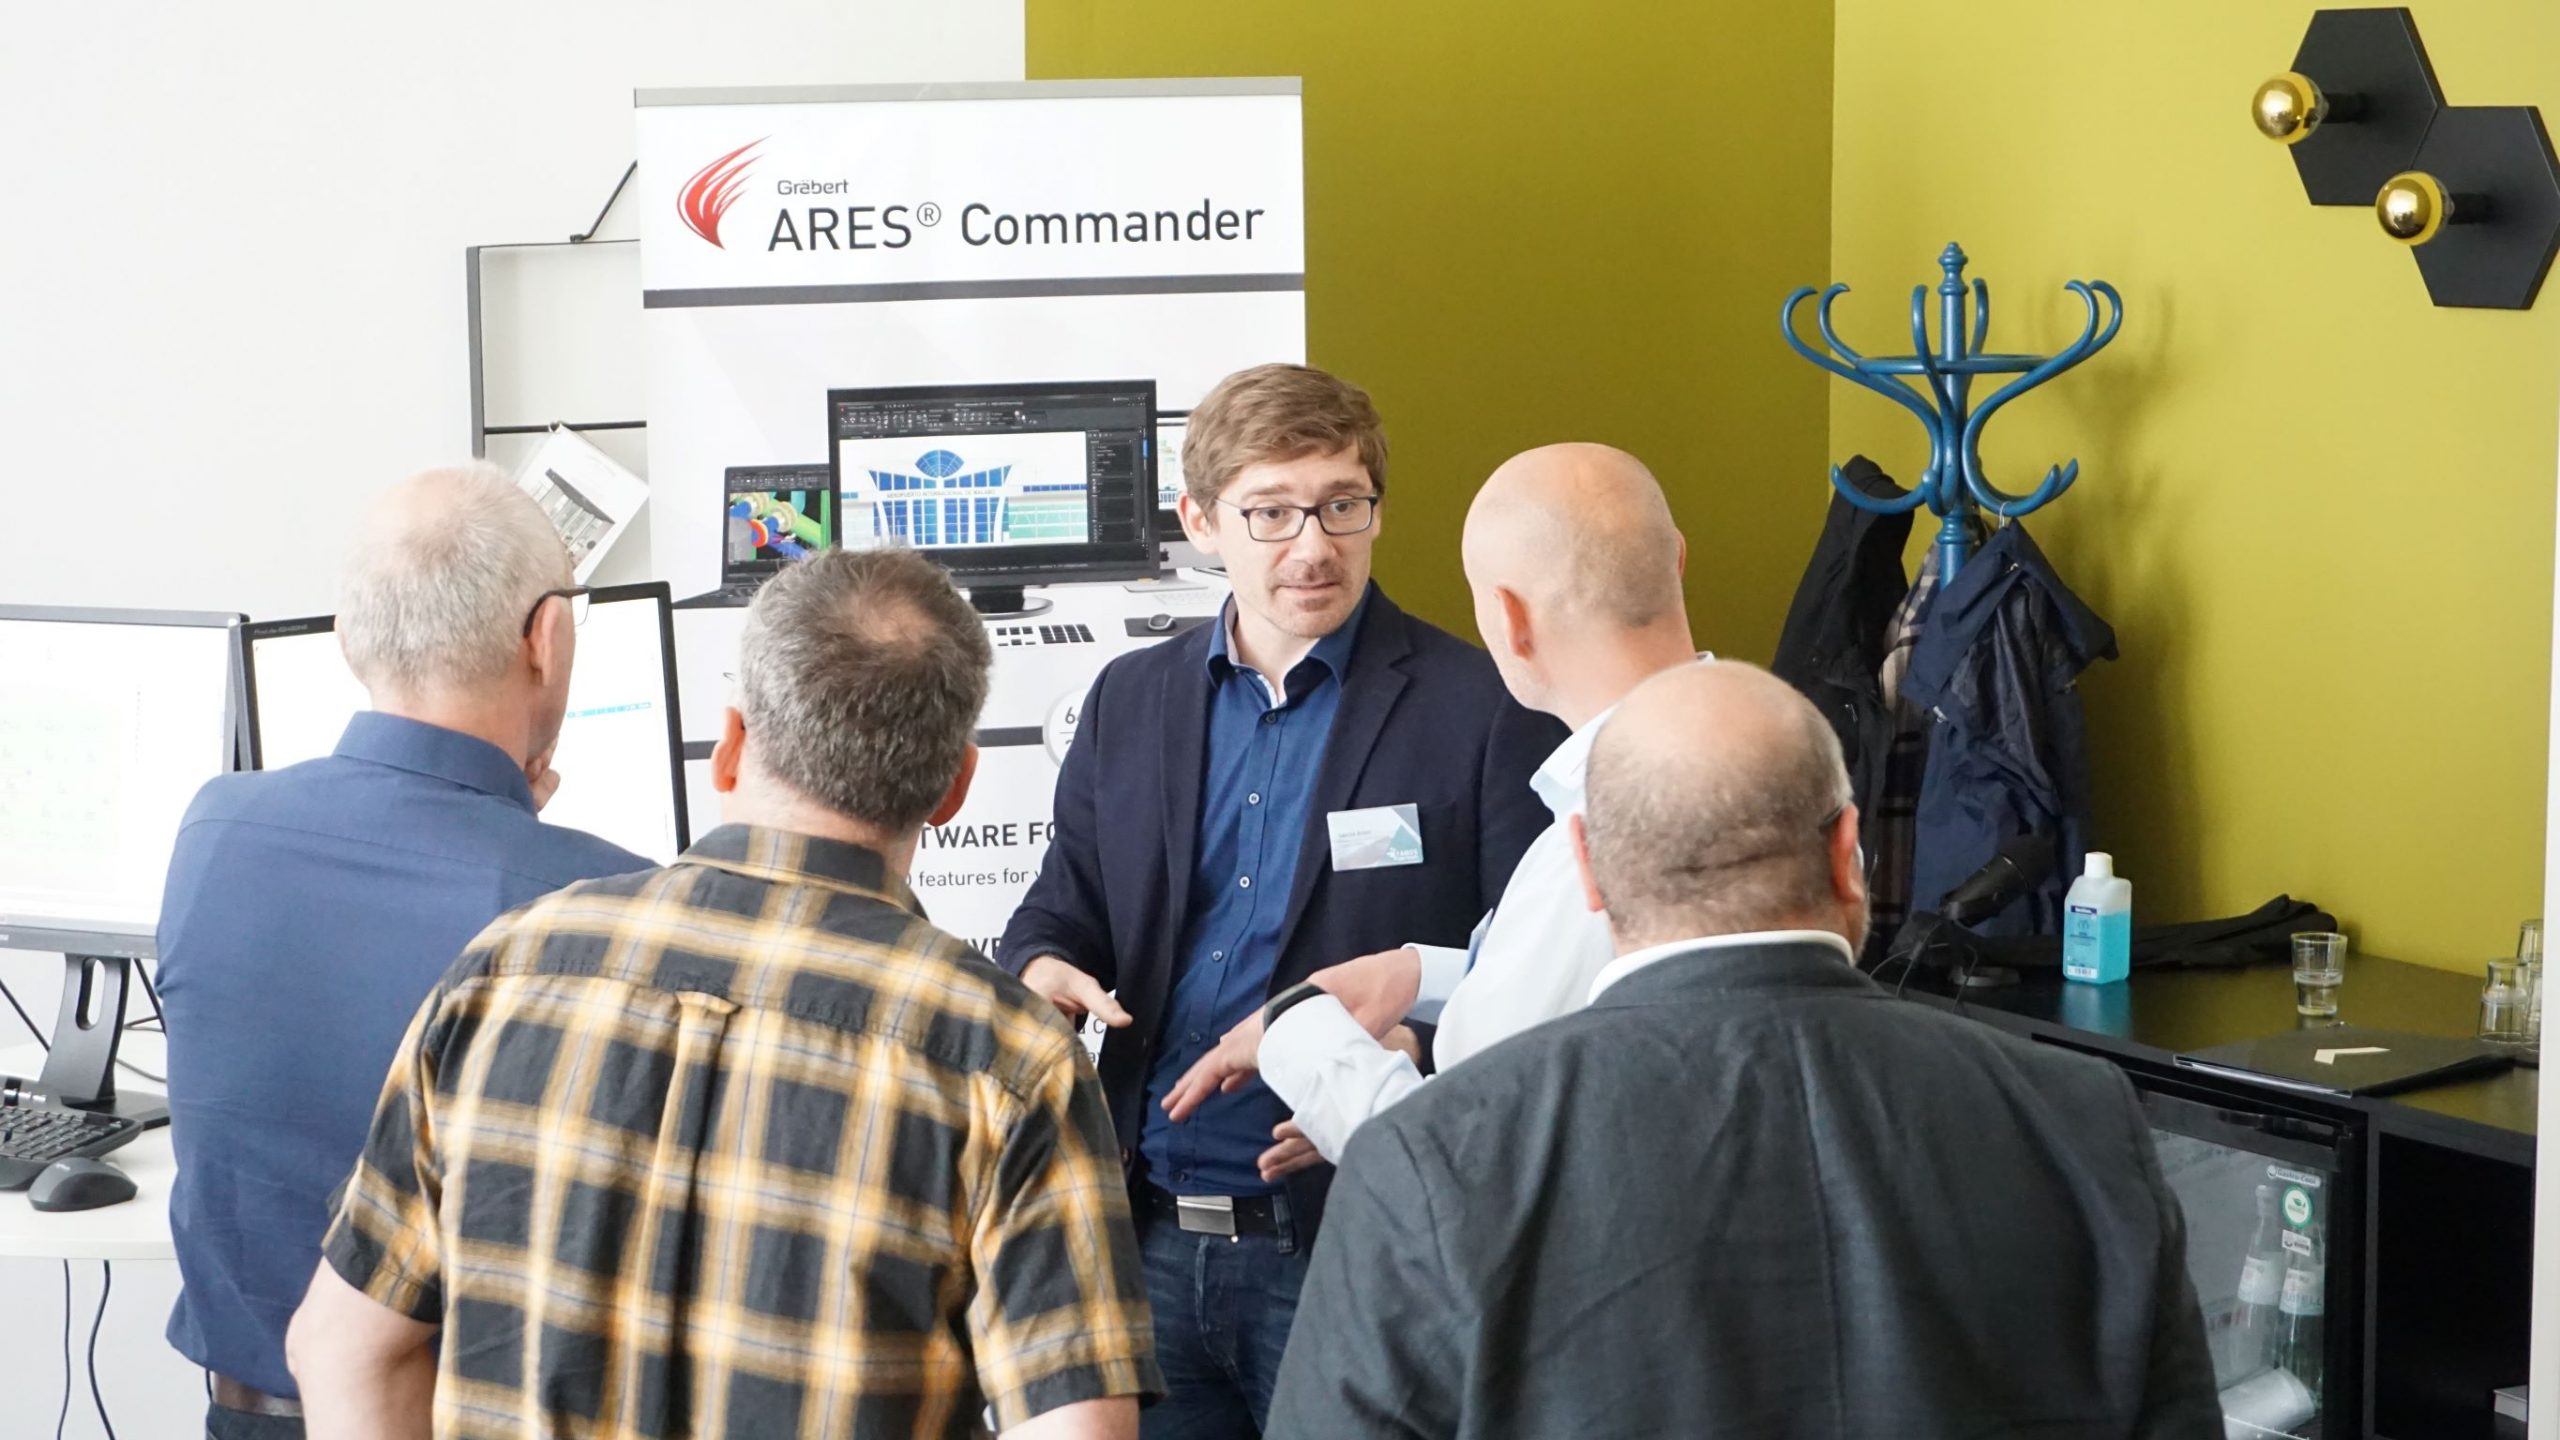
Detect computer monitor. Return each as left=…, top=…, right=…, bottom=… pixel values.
left=240, top=582, right=691, bottom=862
left=723, top=464, right=837, bottom=582
left=1150, top=411, right=1217, bottom=570
left=0, top=606, right=244, bottom=954
left=828, top=380, right=1161, bottom=608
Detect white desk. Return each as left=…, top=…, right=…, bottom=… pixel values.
left=0, top=1036, right=178, bottom=1261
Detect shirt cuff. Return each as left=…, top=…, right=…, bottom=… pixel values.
left=320, top=1214, right=443, bottom=1325
left=1265, top=994, right=1371, bottom=1091
left=1264, top=995, right=1423, bottom=1161
left=986, top=1343, right=1164, bottom=1432
left=1407, top=943, right=1467, bottom=1023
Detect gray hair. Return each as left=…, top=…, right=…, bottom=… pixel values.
left=738, top=546, right=992, bottom=830
left=1583, top=665, right=1852, bottom=941
left=338, top=464, right=570, bottom=695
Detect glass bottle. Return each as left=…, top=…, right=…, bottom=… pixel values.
left=2276, top=1225, right=2325, bottom=1411
left=2226, top=1185, right=2286, bottom=1377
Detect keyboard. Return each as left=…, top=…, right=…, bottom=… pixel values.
left=0, top=1105, right=140, bottom=1189
left=673, top=583, right=764, bottom=610
left=990, top=623, right=1096, bottom=648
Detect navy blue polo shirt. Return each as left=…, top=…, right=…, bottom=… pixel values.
left=1140, top=592, right=1368, bottom=1195
left=154, top=712, right=648, bottom=1396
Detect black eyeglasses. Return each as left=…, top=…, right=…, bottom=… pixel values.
left=1216, top=495, right=1380, bottom=543
left=521, top=586, right=593, bottom=637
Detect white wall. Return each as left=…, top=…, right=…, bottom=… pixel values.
left=0, top=6, right=1022, bottom=1435
left=0, top=1, right=1022, bottom=619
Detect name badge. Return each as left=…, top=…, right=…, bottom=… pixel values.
left=1328, top=803, right=1424, bottom=871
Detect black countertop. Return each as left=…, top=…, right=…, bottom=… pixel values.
left=1899, top=952, right=2538, bottom=1166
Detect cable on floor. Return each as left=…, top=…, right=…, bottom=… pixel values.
left=56, top=1261, right=72, bottom=1440
left=87, top=1261, right=117, bottom=1440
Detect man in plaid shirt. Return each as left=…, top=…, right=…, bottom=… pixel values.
left=284, top=547, right=1161, bottom=1439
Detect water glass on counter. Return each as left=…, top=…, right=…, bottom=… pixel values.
left=2520, top=920, right=2542, bottom=1048
left=2482, top=961, right=2531, bottom=1043
left=2292, top=933, right=2346, bottom=1019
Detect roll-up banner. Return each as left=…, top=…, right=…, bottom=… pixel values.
left=635, top=79, right=1307, bottom=600
left=638, top=82, right=1297, bottom=1007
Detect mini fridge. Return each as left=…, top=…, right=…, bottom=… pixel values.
left=2137, top=1074, right=2364, bottom=1439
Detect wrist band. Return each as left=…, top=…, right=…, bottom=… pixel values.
left=1263, top=979, right=1328, bottom=1029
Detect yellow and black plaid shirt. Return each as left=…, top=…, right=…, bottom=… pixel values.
left=321, top=824, right=1159, bottom=1439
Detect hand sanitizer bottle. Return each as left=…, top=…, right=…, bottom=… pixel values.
left=2063, top=852, right=2132, bottom=984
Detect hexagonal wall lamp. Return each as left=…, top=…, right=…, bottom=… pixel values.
left=2252, top=8, right=2442, bottom=205
left=2375, top=107, right=2560, bottom=309
left=2255, top=8, right=2560, bottom=310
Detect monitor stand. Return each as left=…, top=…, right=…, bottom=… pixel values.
left=967, top=586, right=1054, bottom=620
left=2, top=954, right=167, bottom=1129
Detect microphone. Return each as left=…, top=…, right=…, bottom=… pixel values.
left=1937, top=834, right=2056, bottom=927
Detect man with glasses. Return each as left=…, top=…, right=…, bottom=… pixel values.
left=156, top=464, right=648, bottom=1440
left=1001, top=363, right=1561, bottom=1437
left=1159, top=444, right=1708, bottom=1164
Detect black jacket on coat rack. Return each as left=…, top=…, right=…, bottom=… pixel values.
left=1902, top=521, right=2117, bottom=938
left=1769, top=455, right=1913, bottom=857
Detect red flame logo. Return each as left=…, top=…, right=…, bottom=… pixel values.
left=678, top=140, right=763, bottom=248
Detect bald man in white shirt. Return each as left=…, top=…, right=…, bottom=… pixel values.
left=1161, top=443, right=1707, bottom=1161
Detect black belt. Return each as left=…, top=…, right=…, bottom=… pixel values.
left=1142, top=1184, right=1284, bottom=1238
left=213, top=1375, right=303, bottom=1418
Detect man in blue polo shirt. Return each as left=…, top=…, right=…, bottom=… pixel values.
left=155, top=465, right=647, bottom=1440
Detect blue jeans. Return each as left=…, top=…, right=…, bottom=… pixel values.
left=1138, top=1212, right=1311, bottom=1438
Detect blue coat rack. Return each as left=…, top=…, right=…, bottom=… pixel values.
left=1781, top=243, right=2123, bottom=581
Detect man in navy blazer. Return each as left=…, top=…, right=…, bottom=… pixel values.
left=1001, top=363, right=1558, bottom=1438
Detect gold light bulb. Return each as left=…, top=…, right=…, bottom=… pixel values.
left=2376, top=171, right=2450, bottom=245
left=2253, top=72, right=2329, bottom=145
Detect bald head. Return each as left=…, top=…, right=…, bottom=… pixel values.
left=338, top=464, right=570, bottom=698
left=1581, top=661, right=1862, bottom=949
left=1463, top=444, right=1683, bottom=630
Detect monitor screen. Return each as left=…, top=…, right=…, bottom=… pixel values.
left=241, top=618, right=369, bottom=774
left=828, top=380, right=1160, bottom=585
left=0, top=608, right=242, bottom=939
left=242, top=583, right=691, bottom=862
left=1153, top=412, right=1195, bottom=557
left=1155, top=413, right=1190, bottom=514
left=723, top=464, right=837, bottom=583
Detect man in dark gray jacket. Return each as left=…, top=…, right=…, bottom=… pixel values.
left=1266, top=660, right=2220, bottom=1439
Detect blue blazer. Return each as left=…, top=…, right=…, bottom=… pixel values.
left=999, top=585, right=1562, bottom=1234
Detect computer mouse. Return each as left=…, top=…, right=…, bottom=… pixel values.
left=1146, top=612, right=1177, bottom=633
left=29, top=1157, right=136, bottom=1213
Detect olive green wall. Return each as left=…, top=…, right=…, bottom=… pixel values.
left=1034, top=0, right=2560, bottom=971
left=1028, top=0, right=1838, bottom=662
left=1832, top=0, right=2559, bottom=968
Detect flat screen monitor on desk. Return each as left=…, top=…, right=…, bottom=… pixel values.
left=1152, top=412, right=1216, bottom=572
left=0, top=607, right=244, bottom=957
left=240, top=582, right=691, bottom=862
left=828, top=380, right=1161, bottom=612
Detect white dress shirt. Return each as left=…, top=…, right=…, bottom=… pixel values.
left=1261, top=665, right=1713, bottom=1161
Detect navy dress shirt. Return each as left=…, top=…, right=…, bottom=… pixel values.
left=154, top=712, right=647, bottom=1396
left=1139, top=597, right=1368, bottom=1195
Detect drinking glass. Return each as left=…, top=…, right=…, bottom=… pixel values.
left=2520, top=920, right=2543, bottom=1046
left=2292, top=933, right=2347, bottom=1018
left=2481, top=960, right=2530, bottom=1042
